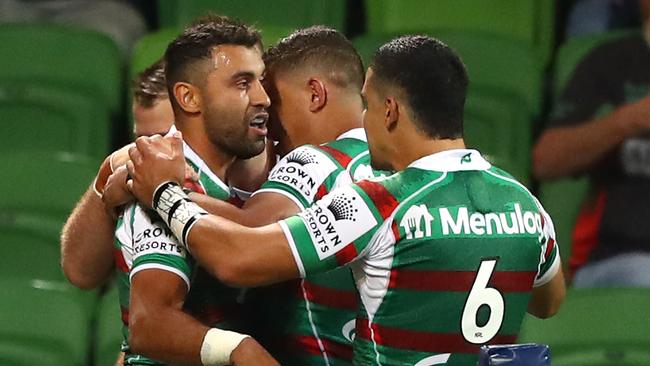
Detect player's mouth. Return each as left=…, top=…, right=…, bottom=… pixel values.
left=249, top=112, right=268, bottom=136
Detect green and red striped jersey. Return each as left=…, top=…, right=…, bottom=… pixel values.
left=114, top=136, right=244, bottom=366
left=252, top=128, right=387, bottom=366
left=280, top=149, right=560, bottom=366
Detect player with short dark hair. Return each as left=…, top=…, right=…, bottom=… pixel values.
left=126, top=35, right=566, bottom=366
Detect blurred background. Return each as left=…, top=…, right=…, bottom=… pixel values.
left=0, top=0, right=648, bottom=365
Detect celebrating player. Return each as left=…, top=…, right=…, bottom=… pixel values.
left=126, top=35, right=566, bottom=365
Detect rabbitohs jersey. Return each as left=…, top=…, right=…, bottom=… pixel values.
left=251, top=128, right=388, bottom=366
left=113, top=139, right=244, bottom=366
left=280, top=149, right=560, bottom=366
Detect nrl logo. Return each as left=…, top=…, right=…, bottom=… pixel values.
left=285, top=150, right=318, bottom=165
left=326, top=194, right=359, bottom=221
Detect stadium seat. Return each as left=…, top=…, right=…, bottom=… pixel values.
left=552, top=29, right=638, bottom=97
left=0, top=151, right=99, bottom=224
left=157, top=0, right=346, bottom=31
left=364, top=0, right=555, bottom=63
left=0, top=279, right=97, bottom=366
left=464, top=87, right=532, bottom=184
left=0, top=82, right=111, bottom=157
left=353, top=31, right=544, bottom=118
left=95, top=285, right=124, bottom=366
left=519, top=288, right=650, bottom=366
left=0, top=23, right=123, bottom=113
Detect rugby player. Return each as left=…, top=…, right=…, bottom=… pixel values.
left=127, top=35, right=566, bottom=366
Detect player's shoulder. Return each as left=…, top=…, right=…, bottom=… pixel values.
left=320, top=134, right=369, bottom=163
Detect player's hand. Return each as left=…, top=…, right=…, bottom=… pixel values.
left=102, top=165, right=133, bottom=217
left=229, top=338, right=280, bottom=366
left=127, top=132, right=185, bottom=208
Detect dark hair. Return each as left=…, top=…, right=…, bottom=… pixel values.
left=164, top=14, right=262, bottom=108
left=132, top=59, right=168, bottom=108
left=263, top=26, right=364, bottom=91
left=371, top=35, right=468, bottom=139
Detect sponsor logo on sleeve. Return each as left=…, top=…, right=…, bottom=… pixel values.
left=439, top=203, right=542, bottom=236
left=299, top=187, right=378, bottom=260
left=132, top=210, right=187, bottom=258
left=267, top=148, right=338, bottom=198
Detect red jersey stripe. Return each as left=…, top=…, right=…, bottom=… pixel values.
left=335, top=243, right=359, bottom=266
left=569, top=189, right=606, bottom=277
left=318, top=145, right=353, bottom=168
left=315, top=183, right=328, bottom=201
left=113, top=247, right=129, bottom=273
left=356, top=318, right=517, bottom=354
left=301, top=280, right=358, bottom=310
left=291, top=335, right=354, bottom=361
left=388, top=269, right=536, bottom=293
left=356, top=180, right=399, bottom=220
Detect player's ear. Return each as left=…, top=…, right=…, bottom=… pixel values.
left=384, top=96, right=399, bottom=132
left=173, top=82, right=202, bottom=113
left=308, top=78, right=327, bottom=112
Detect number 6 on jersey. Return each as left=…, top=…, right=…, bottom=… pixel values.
left=461, top=258, right=505, bottom=344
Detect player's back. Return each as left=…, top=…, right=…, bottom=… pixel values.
left=352, top=151, right=558, bottom=365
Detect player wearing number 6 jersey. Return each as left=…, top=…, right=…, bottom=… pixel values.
left=126, top=35, right=566, bottom=366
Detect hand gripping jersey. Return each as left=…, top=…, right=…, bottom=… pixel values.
left=251, top=128, right=388, bottom=366
left=280, top=150, right=560, bottom=366
left=113, top=138, right=244, bottom=366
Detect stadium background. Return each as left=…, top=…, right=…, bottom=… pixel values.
left=0, top=1, right=646, bottom=365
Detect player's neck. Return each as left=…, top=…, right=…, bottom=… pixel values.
left=179, top=128, right=235, bottom=183
left=320, top=102, right=363, bottom=141
left=391, top=136, right=466, bottom=171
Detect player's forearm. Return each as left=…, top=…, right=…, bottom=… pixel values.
left=187, top=216, right=296, bottom=287
left=187, top=192, right=256, bottom=226
left=129, top=305, right=208, bottom=366
left=61, top=187, right=115, bottom=289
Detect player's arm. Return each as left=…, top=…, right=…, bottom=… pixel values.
left=127, top=208, right=278, bottom=366
left=526, top=204, right=566, bottom=318
left=129, top=269, right=278, bottom=365
left=61, top=151, right=121, bottom=289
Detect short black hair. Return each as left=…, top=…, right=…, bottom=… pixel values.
left=263, top=26, right=364, bottom=91
left=371, top=35, right=468, bottom=139
left=164, top=14, right=262, bottom=109
left=132, top=59, right=168, bottom=108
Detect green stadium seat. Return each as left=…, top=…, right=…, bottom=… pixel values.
left=0, top=23, right=123, bottom=113
left=464, top=88, right=532, bottom=185
left=353, top=31, right=544, bottom=117
left=364, top=0, right=555, bottom=64
left=95, top=285, right=125, bottom=366
left=0, top=279, right=97, bottom=366
left=519, top=288, right=650, bottom=366
left=157, top=0, right=346, bottom=31
left=0, top=151, right=99, bottom=225
left=552, top=29, right=638, bottom=98
left=0, top=82, right=111, bottom=157
left=0, top=222, right=65, bottom=281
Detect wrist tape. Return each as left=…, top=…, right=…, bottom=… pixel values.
left=152, top=181, right=207, bottom=248
left=200, top=328, right=250, bottom=366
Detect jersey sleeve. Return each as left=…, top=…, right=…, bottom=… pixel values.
left=533, top=202, right=561, bottom=287
left=253, top=145, right=340, bottom=209
left=278, top=184, right=384, bottom=277
left=128, top=204, right=193, bottom=289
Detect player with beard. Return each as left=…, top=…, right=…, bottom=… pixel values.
left=109, top=15, right=277, bottom=366
left=126, top=35, right=565, bottom=366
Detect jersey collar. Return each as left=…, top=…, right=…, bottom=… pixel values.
left=336, top=128, right=367, bottom=142
left=167, top=125, right=230, bottom=192
left=408, top=149, right=491, bottom=172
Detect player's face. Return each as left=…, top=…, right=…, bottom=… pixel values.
left=200, top=45, right=270, bottom=159
left=362, top=68, right=392, bottom=171
left=132, top=97, right=174, bottom=138
left=263, top=71, right=310, bottom=156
